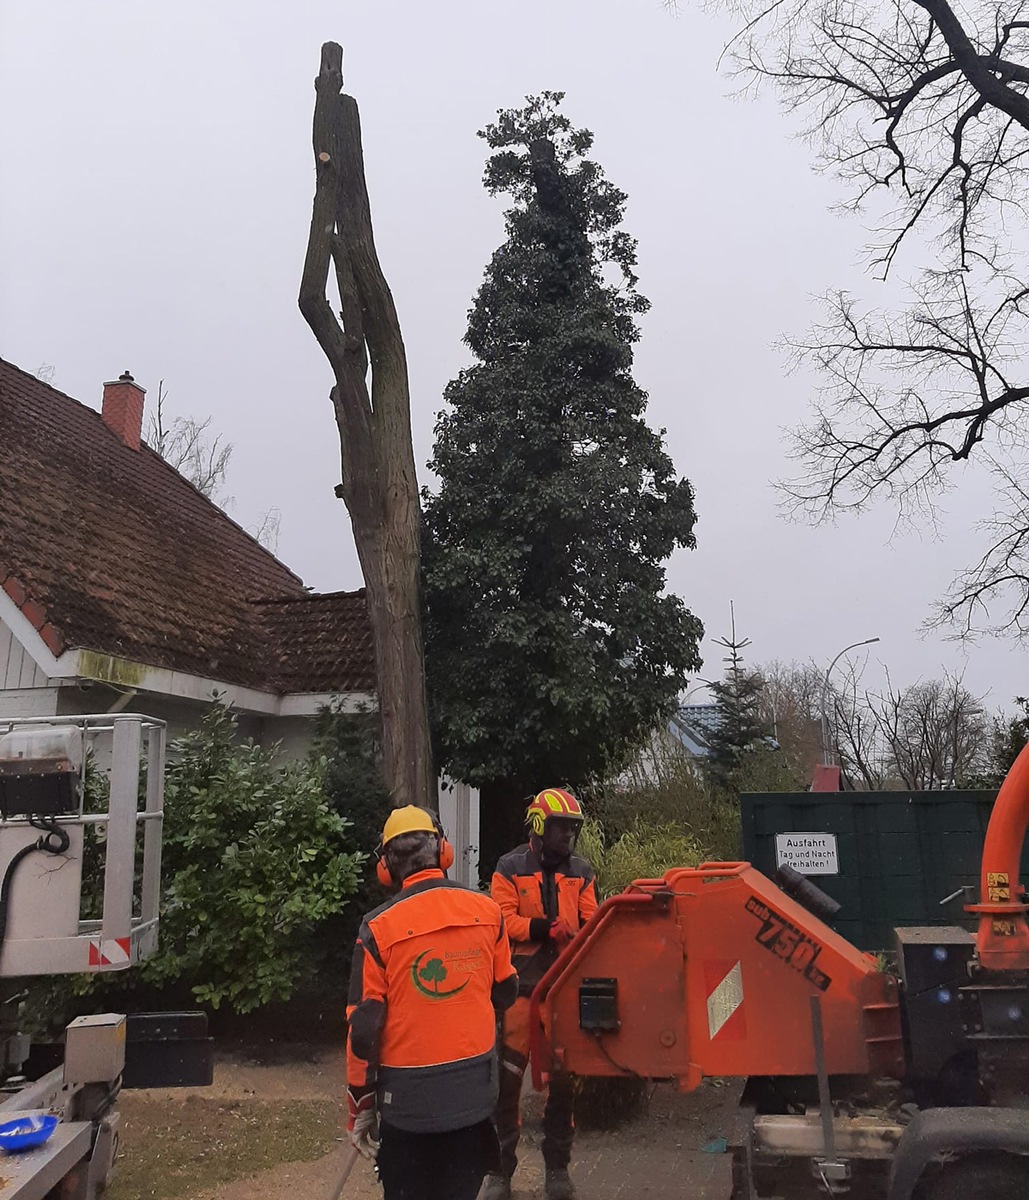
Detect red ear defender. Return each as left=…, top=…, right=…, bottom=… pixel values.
left=438, top=835, right=455, bottom=871
left=373, top=817, right=453, bottom=886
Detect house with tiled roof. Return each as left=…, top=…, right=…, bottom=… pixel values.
left=609, top=701, right=719, bottom=787
left=669, top=703, right=720, bottom=758
left=0, top=359, right=375, bottom=756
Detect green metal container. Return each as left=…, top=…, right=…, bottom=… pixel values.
left=740, top=790, right=1029, bottom=953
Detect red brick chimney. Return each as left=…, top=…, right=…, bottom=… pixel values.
left=102, top=371, right=146, bottom=450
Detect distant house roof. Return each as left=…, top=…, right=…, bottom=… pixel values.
left=670, top=701, right=781, bottom=759
left=669, top=703, right=720, bottom=757
left=0, top=358, right=372, bottom=696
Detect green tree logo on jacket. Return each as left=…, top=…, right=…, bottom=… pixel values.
left=412, top=950, right=470, bottom=1000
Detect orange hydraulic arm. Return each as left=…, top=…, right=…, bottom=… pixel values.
left=967, top=740, right=1029, bottom=971
left=530, top=863, right=903, bottom=1091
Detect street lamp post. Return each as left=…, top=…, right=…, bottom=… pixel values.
left=821, top=638, right=880, bottom=768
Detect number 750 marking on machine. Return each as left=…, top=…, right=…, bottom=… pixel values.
left=745, top=895, right=833, bottom=992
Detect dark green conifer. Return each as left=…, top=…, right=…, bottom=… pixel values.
left=423, top=94, right=702, bottom=847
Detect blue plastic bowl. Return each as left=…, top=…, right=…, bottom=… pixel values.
left=0, top=1114, right=58, bottom=1152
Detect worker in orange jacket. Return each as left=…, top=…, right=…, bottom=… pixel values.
left=483, top=788, right=598, bottom=1200
left=346, top=806, right=518, bottom=1200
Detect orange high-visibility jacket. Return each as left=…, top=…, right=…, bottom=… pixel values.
left=491, top=843, right=598, bottom=996
left=346, top=868, right=518, bottom=1133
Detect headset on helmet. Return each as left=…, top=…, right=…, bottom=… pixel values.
left=525, top=788, right=584, bottom=838
left=375, top=805, right=455, bottom=886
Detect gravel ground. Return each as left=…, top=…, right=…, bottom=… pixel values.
left=114, top=1045, right=745, bottom=1200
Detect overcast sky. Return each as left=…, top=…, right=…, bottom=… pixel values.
left=2, top=0, right=1024, bottom=713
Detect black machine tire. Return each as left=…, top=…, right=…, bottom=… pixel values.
left=923, top=1153, right=1029, bottom=1200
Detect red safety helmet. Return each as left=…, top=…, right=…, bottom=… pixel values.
left=525, top=788, right=584, bottom=838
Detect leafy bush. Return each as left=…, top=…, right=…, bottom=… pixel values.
left=24, top=705, right=372, bottom=1034
left=577, top=820, right=706, bottom=898
left=728, top=744, right=805, bottom=796
left=309, top=704, right=393, bottom=988
left=596, top=745, right=742, bottom=867
left=314, top=704, right=391, bottom=847
left=137, top=705, right=364, bottom=1012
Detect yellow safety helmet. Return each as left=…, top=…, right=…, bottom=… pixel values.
left=380, top=805, right=439, bottom=848
left=375, top=806, right=455, bottom=886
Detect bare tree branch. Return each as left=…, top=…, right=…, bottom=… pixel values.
left=725, top=0, right=1029, bottom=635
left=249, top=507, right=281, bottom=553
left=145, top=380, right=233, bottom=503
left=759, top=657, right=990, bottom=786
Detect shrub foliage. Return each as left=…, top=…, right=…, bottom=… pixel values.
left=140, top=705, right=364, bottom=1012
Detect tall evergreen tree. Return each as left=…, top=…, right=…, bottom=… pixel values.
left=423, top=93, right=702, bottom=859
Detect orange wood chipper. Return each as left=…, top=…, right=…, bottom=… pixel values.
left=529, top=748, right=1029, bottom=1199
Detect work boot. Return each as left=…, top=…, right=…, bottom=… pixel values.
left=545, top=1166, right=576, bottom=1200
left=481, top=1174, right=512, bottom=1200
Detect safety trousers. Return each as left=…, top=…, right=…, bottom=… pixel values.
left=377, top=1118, right=499, bottom=1200
left=496, top=997, right=575, bottom=1178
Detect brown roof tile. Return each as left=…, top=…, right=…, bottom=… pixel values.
left=0, top=358, right=372, bottom=695
left=252, top=591, right=375, bottom=694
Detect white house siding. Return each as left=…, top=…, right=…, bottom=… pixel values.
left=0, top=687, right=60, bottom=719
left=54, top=686, right=263, bottom=749
left=0, top=620, right=49, bottom=691
left=0, top=619, right=60, bottom=718
left=439, top=779, right=481, bottom=888
left=258, top=714, right=330, bottom=764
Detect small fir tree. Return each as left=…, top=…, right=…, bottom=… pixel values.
left=423, top=93, right=702, bottom=859
left=706, top=609, right=770, bottom=788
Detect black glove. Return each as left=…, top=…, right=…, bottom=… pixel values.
left=529, top=917, right=553, bottom=942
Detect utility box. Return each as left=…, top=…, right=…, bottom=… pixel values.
left=122, top=1012, right=213, bottom=1089
left=0, top=726, right=83, bottom=816
left=894, top=926, right=974, bottom=1079
left=64, top=1014, right=126, bottom=1087
left=741, top=790, right=1029, bottom=951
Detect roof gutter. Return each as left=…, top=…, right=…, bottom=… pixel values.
left=0, top=589, right=375, bottom=718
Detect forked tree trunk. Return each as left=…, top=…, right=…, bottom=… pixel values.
left=299, top=42, right=434, bottom=810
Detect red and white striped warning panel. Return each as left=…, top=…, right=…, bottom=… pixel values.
left=704, top=959, right=745, bottom=1040
left=88, top=937, right=131, bottom=967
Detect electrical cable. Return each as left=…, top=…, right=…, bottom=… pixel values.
left=0, top=815, right=72, bottom=951
left=590, top=1030, right=640, bottom=1078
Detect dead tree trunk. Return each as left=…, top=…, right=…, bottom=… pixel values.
left=299, top=41, right=434, bottom=810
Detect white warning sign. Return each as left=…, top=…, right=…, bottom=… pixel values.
left=774, top=832, right=839, bottom=876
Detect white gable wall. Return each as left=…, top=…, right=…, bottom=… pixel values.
left=0, top=687, right=60, bottom=718
left=0, top=619, right=49, bottom=690
left=0, top=617, right=59, bottom=719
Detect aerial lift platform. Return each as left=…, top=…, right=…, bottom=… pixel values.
left=0, top=714, right=211, bottom=1199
